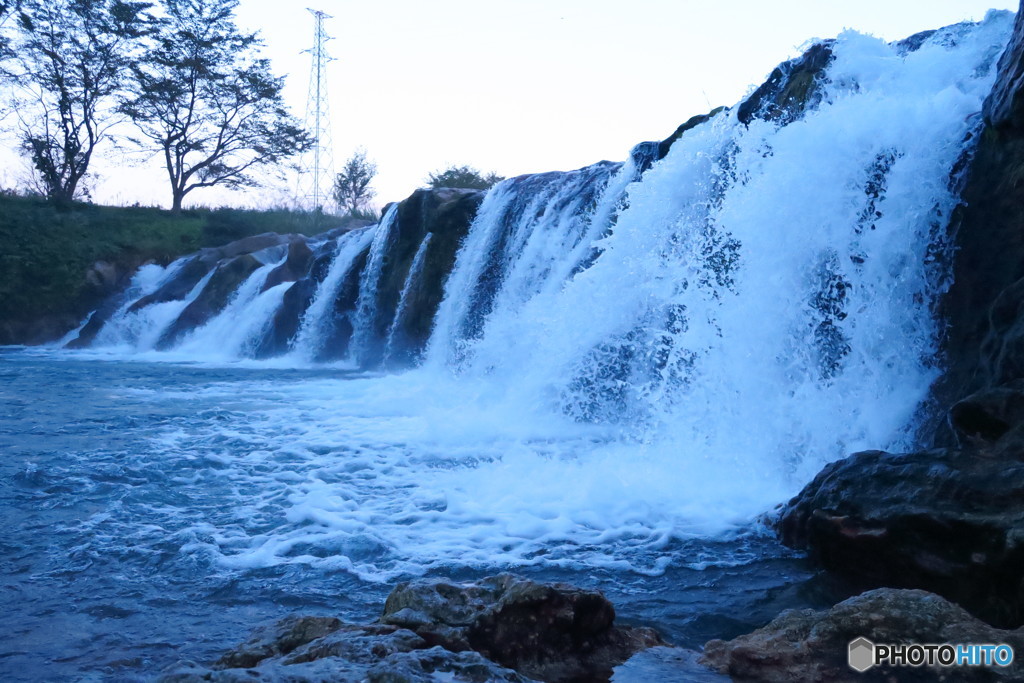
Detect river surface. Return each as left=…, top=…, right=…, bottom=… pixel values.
left=0, top=348, right=840, bottom=681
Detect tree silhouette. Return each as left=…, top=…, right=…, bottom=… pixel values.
left=333, top=149, right=377, bottom=215
left=7, top=0, right=153, bottom=201
left=121, top=0, right=307, bottom=211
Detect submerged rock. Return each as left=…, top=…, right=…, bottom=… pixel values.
left=701, top=588, right=1024, bottom=682
left=159, top=575, right=662, bottom=683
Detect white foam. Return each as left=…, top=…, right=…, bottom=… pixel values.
left=62, top=16, right=1014, bottom=581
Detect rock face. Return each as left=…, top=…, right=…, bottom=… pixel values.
left=936, top=3, right=1024, bottom=431
left=736, top=41, right=834, bottom=126
left=776, top=441, right=1024, bottom=627
left=700, top=588, right=1024, bottom=682
left=159, top=576, right=662, bottom=683
left=359, top=188, right=484, bottom=366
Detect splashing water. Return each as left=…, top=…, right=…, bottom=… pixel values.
left=54, top=15, right=1013, bottom=578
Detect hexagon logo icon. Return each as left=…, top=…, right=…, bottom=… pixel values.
left=848, top=637, right=875, bottom=672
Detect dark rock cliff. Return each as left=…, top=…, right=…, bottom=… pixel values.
left=937, top=4, right=1024, bottom=430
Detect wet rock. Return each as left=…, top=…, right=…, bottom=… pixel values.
left=936, top=4, right=1024, bottom=430
left=261, top=238, right=314, bottom=293
left=776, top=445, right=1024, bottom=627
left=656, top=107, right=728, bottom=161
left=125, top=256, right=214, bottom=314
left=160, top=645, right=531, bottom=682
left=209, top=232, right=296, bottom=263
left=737, top=41, right=834, bottom=126
left=252, top=278, right=314, bottom=358
left=950, top=380, right=1024, bottom=444
left=159, top=575, right=660, bottom=683
left=214, top=615, right=343, bottom=669
left=985, top=4, right=1024, bottom=133
left=359, top=188, right=484, bottom=366
left=700, top=588, right=1024, bottom=682
left=382, top=575, right=664, bottom=682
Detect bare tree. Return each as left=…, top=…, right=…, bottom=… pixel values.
left=121, top=0, right=307, bottom=211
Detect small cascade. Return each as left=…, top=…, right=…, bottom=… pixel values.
left=382, top=232, right=434, bottom=366
left=349, top=205, right=400, bottom=365
left=289, top=227, right=377, bottom=362
left=92, top=263, right=214, bottom=352
left=424, top=162, right=628, bottom=369
left=173, top=257, right=287, bottom=359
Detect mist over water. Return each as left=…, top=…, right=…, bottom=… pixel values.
left=3, top=13, right=1015, bottom=679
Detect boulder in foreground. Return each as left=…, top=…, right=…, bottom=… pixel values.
left=701, top=588, right=1024, bottom=682
left=158, top=575, right=663, bottom=683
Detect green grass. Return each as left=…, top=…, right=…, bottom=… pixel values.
left=0, top=193, right=357, bottom=333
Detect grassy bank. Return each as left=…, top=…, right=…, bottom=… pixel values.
left=0, top=193, right=356, bottom=343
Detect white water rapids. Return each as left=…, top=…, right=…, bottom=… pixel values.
left=63, top=14, right=1012, bottom=580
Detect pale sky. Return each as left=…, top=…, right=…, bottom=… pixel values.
left=2, top=0, right=1017, bottom=210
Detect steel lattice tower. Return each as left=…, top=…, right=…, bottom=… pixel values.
left=299, top=9, right=335, bottom=212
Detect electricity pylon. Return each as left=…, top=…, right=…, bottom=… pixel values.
left=298, top=9, right=335, bottom=212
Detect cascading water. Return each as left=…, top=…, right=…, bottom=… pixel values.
left=8, top=15, right=1017, bottom=680
left=173, top=257, right=290, bottom=361
left=51, top=13, right=1012, bottom=574
left=425, top=161, right=629, bottom=368
left=383, top=232, right=434, bottom=365
left=289, top=226, right=376, bottom=362
left=349, top=205, right=400, bottom=365
left=91, top=259, right=212, bottom=351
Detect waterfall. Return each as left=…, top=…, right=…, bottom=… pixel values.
left=383, top=232, right=434, bottom=366
left=290, top=226, right=376, bottom=362
left=418, top=16, right=1011, bottom=488
left=68, top=17, right=1011, bottom=476
left=92, top=261, right=212, bottom=351
left=349, top=205, right=400, bottom=365
left=51, top=12, right=1016, bottom=570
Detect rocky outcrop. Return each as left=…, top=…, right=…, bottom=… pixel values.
left=64, top=232, right=303, bottom=349
left=359, top=188, right=484, bottom=366
left=736, top=41, right=834, bottom=126
left=158, top=575, right=661, bottom=683
left=776, top=441, right=1024, bottom=627
left=700, top=588, right=1024, bottom=682
left=261, top=238, right=315, bottom=293
left=381, top=575, right=663, bottom=682
left=936, top=4, right=1024, bottom=431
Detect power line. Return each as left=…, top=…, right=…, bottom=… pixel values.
left=298, top=8, right=335, bottom=212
